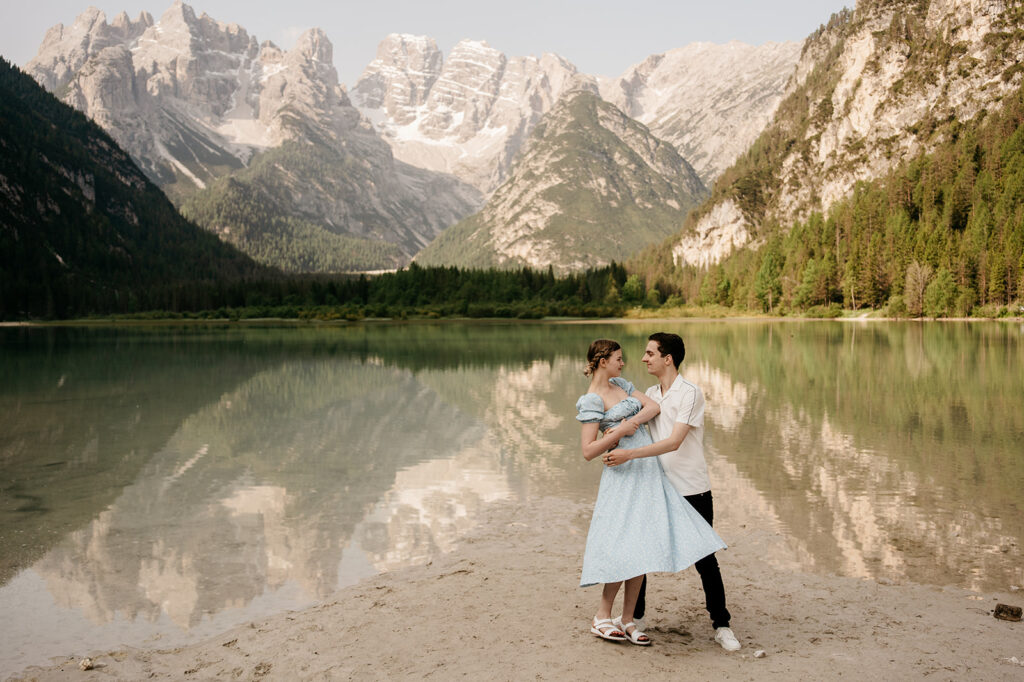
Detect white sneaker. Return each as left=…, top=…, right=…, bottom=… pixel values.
left=714, top=627, right=741, bottom=651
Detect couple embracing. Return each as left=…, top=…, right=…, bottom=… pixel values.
left=576, top=332, right=740, bottom=651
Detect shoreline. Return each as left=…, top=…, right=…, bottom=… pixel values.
left=2, top=315, right=1022, bottom=328
left=12, top=497, right=1023, bottom=680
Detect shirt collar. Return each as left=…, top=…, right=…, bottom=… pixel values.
left=654, top=373, right=685, bottom=398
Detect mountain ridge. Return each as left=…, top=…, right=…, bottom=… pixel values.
left=352, top=34, right=595, bottom=194
left=25, top=2, right=481, bottom=271
left=0, top=56, right=267, bottom=319
left=414, top=90, right=707, bottom=273
left=668, top=0, right=1024, bottom=270
left=597, top=40, right=803, bottom=185
left=354, top=35, right=803, bottom=192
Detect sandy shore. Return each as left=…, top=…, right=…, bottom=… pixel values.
left=12, top=497, right=1024, bottom=681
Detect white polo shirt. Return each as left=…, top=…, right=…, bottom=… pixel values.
left=646, top=374, right=711, bottom=496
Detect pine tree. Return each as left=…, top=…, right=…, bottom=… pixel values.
left=924, top=268, right=956, bottom=317
left=753, top=247, right=783, bottom=312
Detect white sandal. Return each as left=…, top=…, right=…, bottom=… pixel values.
left=591, top=617, right=626, bottom=641
left=620, top=621, right=651, bottom=645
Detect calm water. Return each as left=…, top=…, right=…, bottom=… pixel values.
left=1, top=321, right=1022, bottom=674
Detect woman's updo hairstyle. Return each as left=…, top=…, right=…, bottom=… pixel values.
left=584, top=339, right=621, bottom=377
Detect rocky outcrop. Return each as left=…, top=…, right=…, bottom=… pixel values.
left=670, top=0, right=1024, bottom=269
left=671, top=198, right=752, bottom=269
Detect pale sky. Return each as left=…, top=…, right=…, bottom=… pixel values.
left=1, top=0, right=852, bottom=87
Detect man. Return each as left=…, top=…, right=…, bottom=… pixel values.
left=607, top=332, right=740, bottom=652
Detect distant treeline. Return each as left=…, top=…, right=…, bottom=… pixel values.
left=64, top=263, right=636, bottom=321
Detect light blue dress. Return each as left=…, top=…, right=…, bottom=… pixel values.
left=577, top=377, right=727, bottom=587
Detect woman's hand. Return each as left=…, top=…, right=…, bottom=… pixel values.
left=603, top=448, right=632, bottom=467
left=605, top=419, right=638, bottom=441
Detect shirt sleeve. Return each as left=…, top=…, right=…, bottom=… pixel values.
left=575, top=393, right=605, bottom=423
left=609, top=376, right=636, bottom=396
left=676, top=383, right=705, bottom=428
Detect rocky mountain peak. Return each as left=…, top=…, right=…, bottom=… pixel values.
left=145, top=2, right=252, bottom=56
left=159, top=0, right=196, bottom=25
left=353, top=34, right=442, bottom=121
left=293, top=28, right=333, bottom=64
left=26, top=6, right=152, bottom=91
left=415, top=89, right=706, bottom=272
left=69, top=5, right=109, bottom=38
left=353, top=35, right=595, bottom=192
left=355, top=32, right=797, bottom=196
left=598, top=40, right=802, bottom=184
left=26, top=3, right=361, bottom=186
left=110, top=10, right=132, bottom=30
left=383, top=33, right=439, bottom=55
left=610, top=53, right=664, bottom=119
left=24, top=2, right=482, bottom=271
left=446, top=38, right=503, bottom=67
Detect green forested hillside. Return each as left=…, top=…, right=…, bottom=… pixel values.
left=181, top=168, right=406, bottom=273
left=179, top=137, right=478, bottom=274
left=631, top=76, right=1024, bottom=317
left=0, top=58, right=269, bottom=320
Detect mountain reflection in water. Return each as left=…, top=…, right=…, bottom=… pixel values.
left=0, top=321, right=1021, bottom=674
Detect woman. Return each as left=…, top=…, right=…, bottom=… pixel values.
left=577, top=339, right=726, bottom=645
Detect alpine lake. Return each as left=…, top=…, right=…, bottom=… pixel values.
left=1, top=319, right=1022, bottom=674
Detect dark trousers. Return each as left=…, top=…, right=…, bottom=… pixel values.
left=634, top=490, right=731, bottom=629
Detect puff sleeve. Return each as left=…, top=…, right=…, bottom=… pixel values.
left=575, top=393, right=605, bottom=423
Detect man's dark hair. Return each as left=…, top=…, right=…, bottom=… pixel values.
left=649, top=332, right=685, bottom=369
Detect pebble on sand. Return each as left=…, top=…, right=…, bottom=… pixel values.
left=993, top=603, right=1022, bottom=621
